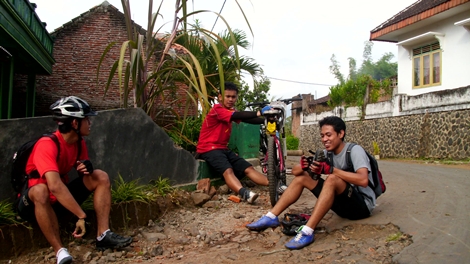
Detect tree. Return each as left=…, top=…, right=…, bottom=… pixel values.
left=236, top=71, right=271, bottom=111
left=327, top=41, right=396, bottom=118
left=98, top=0, right=254, bottom=121
left=174, top=26, right=262, bottom=105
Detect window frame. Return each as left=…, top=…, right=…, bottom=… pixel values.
left=412, top=42, right=442, bottom=89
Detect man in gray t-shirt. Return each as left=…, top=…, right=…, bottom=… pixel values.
left=246, top=116, right=376, bottom=250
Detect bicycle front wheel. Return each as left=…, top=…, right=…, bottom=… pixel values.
left=267, top=136, right=281, bottom=206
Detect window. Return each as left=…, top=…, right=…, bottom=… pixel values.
left=412, top=42, right=441, bottom=88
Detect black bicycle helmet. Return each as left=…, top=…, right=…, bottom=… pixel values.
left=50, top=96, right=97, bottom=121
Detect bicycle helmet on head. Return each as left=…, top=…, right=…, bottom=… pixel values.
left=50, top=96, right=97, bottom=121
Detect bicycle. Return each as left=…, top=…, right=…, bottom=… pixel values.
left=248, top=97, right=302, bottom=206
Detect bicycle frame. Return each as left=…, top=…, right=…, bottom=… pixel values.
left=248, top=97, right=301, bottom=206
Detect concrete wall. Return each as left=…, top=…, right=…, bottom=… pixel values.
left=396, top=10, right=470, bottom=96
left=0, top=108, right=198, bottom=202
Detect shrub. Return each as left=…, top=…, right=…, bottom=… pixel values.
left=286, top=135, right=299, bottom=150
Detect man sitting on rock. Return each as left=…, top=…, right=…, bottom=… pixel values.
left=246, top=116, right=376, bottom=249
left=16, top=96, right=132, bottom=264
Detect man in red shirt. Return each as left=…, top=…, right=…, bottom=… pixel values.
left=16, top=96, right=132, bottom=264
left=197, top=82, right=271, bottom=203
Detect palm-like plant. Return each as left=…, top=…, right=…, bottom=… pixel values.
left=174, top=25, right=261, bottom=104
left=98, top=0, right=255, bottom=119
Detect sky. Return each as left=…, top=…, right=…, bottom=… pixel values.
left=32, top=0, right=415, bottom=101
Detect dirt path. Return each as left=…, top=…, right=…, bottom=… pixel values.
left=5, top=177, right=412, bottom=264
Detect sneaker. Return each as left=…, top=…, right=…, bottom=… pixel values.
left=96, top=231, right=133, bottom=251
left=241, top=191, right=259, bottom=204
left=278, top=184, right=288, bottom=194
left=284, top=228, right=315, bottom=250
left=56, top=248, right=72, bottom=264
left=246, top=215, right=280, bottom=231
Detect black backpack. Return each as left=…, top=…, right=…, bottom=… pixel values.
left=11, top=134, right=61, bottom=195
left=343, top=143, right=386, bottom=198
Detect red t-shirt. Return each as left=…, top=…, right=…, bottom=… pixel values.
left=25, top=130, right=89, bottom=203
left=196, top=104, right=240, bottom=154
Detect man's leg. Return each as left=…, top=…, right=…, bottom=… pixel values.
left=81, top=169, right=111, bottom=236
left=80, top=169, right=132, bottom=250
left=305, top=174, right=347, bottom=230
left=284, top=173, right=347, bottom=250
left=28, top=184, right=63, bottom=252
left=244, top=166, right=269, bottom=186
left=246, top=169, right=317, bottom=230
left=222, top=168, right=244, bottom=194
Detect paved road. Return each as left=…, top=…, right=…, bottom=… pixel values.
left=309, top=160, right=470, bottom=264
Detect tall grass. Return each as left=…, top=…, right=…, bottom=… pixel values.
left=0, top=200, right=22, bottom=226
left=111, top=174, right=155, bottom=204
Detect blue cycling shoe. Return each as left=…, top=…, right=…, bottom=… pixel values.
left=246, top=215, right=280, bottom=231
left=285, top=228, right=315, bottom=250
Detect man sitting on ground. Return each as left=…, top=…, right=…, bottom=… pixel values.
left=246, top=116, right=376, bottom=249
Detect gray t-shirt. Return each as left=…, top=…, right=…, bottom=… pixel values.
left=328, top=142, right=376, bottom=212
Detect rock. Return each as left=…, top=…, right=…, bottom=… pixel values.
left=202, top=200, right=219, bottom=208
left=150, top=245, right=163, bottom=256
left=232, top=212, right=245, bottom=219
left=209, top=186, right=217, bottom=197
left=197, top=178, right=211, bottom=194
left=83, top=251, right=92, bottom=261
left=218, top=184, right=230, bottom=194
left=191, top=192, right=211, bottom=206
left=141, top=232, right=167, bottom=241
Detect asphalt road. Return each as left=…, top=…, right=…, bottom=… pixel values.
left=320, top=160, right=470, bottom=264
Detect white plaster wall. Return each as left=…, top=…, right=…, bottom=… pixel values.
left=397, top=11, right=470, bottom=96
left=302, top=86, right=470, bottom=123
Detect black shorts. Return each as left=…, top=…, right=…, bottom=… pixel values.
left=16, top=176, right=92, bottom=222
left=199, top=149, right=252, bottom=179
left=311, top=178, right=370, bottom=220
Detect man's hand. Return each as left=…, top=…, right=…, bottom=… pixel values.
left=73, top=218, right=86, bottom=238
left=76, top=160, right=94, bottom=175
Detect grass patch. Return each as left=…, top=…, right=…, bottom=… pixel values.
left=111, top=174, right=155, bottom=204
left=0, top=200, right=23, bottom=226
left=386, top=232, right=403, bottom=242
left=148, top=176, right=175, bottom=197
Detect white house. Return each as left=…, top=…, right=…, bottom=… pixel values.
left=370, top=0, right=470, bottom=96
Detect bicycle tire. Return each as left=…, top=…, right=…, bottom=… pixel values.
left=267, top=136, right=280, bottom=206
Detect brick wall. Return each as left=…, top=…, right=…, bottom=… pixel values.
left=13, top=3, right=196, bottom=119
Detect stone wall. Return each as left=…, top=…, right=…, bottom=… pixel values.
left=300, top=109, right=470, bottom=160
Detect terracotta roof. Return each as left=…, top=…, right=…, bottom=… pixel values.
left=50, top=1, right=146, bottom=36
left=370, top=0, right=470, bottom=41
left=308, top=95, right=330, bottom=106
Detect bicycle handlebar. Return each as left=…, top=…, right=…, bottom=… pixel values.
left=247, top=98, right=302, bottom=107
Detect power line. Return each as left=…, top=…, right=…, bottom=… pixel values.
left=267, top=77, right=334, bottom=87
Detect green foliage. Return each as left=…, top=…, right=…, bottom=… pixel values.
left=328, top=41, right=397, bottom=113
left=286, top=135, right=299, bottom=150
left=386, top=232, right=403, bottom=242
left=111, top=174, right=155, bottom=204
left=98, top=0, right=256, bottom=120
left=237, top=72, right=271, bottom=111
left=372, top=141, right=380, bottom=155
left=148, top=176, right=175, bottom=197
left=0, top=200, right=22, bottom=226
left=166, top=115, right=203, bottom=152
left=284, top=116, right=292, bottom=135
